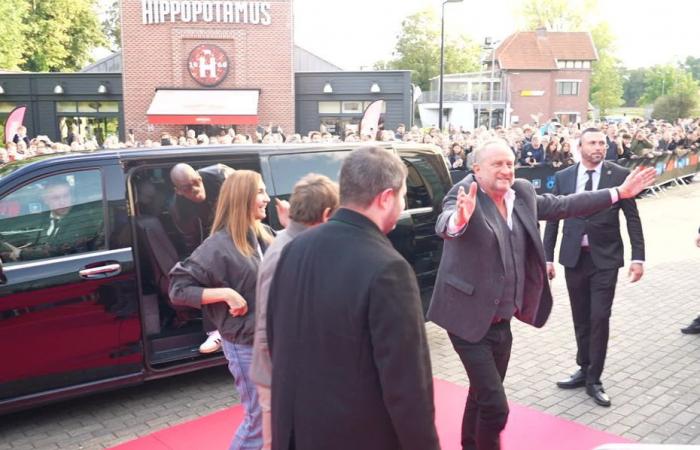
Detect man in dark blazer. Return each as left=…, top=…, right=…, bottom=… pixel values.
left=169, top=163, right=235, bottom=253
left=1, top=178, right=103, bottom=262
left=543, top=128, right=646, bottom=407
left=427, top=139, right=655, bottom=450
left=267, top=146, right=439, bottom=450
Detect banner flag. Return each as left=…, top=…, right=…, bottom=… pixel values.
left=359, top=100, right=384, bottom=139
left=4, top=106, right=27, bottom=144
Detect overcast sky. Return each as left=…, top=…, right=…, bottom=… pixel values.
left=293, top=0, right=700, bottom=70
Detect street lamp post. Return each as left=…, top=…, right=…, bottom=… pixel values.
left=439, top=0, right=463, bottom=132
left=486, top=37, right=500, bottom=129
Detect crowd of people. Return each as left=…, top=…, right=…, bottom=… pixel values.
left=3, top=117, right=700, bottom=170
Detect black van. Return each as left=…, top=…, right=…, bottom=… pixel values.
left=0, top=143, right=452, bottom=413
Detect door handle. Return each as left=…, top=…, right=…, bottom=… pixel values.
left=79, top=263, right=122, bottom=279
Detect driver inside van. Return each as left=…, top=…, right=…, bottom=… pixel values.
left=1, top=178, right=103, bottom=262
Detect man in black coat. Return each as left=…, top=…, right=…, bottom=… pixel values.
left=267, top=146, right=439, bottom=450
left=169, top=163, right=234, bottom=253
left=1, top=178, right=103, bottom=262
left=544, top=128, right=646, bottom=407
left=427, top=139, right=655, bottom=450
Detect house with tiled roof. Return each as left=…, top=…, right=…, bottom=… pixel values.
left=419, top=28, right=598, bottom=129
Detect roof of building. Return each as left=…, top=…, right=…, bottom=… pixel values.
left=80, top=45, right=344, bottom=74
left=495, top=30, right=598, bottom=70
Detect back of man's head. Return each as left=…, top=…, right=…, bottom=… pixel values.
left=339, top=146, right=406, bottom=208
left=289, top=174, right=339, bottom=225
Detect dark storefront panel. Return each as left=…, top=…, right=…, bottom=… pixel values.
left=295, top=71, right=412, bottom=136
left=0, top=73, right=124, bottom=144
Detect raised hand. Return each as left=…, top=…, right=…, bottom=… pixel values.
left=275, top=198, right=290, bottom=229
left=618, top=167, right=657, bottom=199
left=454, top=183, right=478, bottom=229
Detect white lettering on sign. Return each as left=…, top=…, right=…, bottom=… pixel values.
left=199, top=52, right=218, bottom=79
left=141, top=0, right=272, bottom=25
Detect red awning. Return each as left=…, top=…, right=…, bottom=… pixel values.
left=146, top=89, right=259, bottom=125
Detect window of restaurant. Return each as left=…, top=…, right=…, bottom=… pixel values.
left=56, top=101, right=121, bottom=146
left=317, top=100, right=387, bottom=135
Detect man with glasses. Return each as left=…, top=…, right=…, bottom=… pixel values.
left=170, top=163, right=235, bottom=353
left=170, top=163, right=234, bottom=252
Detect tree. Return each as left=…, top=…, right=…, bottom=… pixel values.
left=681, top=56, right=700, bottom=82
left=377, top=9, right=481, bottom=90
left=21, top=0, right=106, bottom=72
left=0, top=0, right=30, bottom=70
left=591, top=54, right=623, bottom=116
left=639, top=65, right=699, bottom=105
left=589, top=22, right=623, bottom=114
left=622, top=68, right=647, bottom=107
left=102, top=0, right=121, bottom=51
left=516, top=0, right=596, bottom=31
left=651, top=93, right=698, bottom=122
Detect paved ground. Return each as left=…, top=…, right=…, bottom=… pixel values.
left=2, top=180, right=700, bottom=449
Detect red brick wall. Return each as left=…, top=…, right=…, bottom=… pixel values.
left=120, top=0, right=294, bottom=142
left=506, top=68, right=591, bottom=126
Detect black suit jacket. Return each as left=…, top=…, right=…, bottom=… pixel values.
left=427, top=174, right=614, bottom=343
left=20, top=201, right=104, bottom=261
left=267, top=208, right=439, bottom=450
left=543, top=161, right=644, bottom=269
left=170, top=164, right=231, bottom=252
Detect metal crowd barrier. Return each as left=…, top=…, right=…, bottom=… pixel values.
left=449, top=149, right=700, bottom=194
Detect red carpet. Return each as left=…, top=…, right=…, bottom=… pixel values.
left=112, top=378, right=632, bottom=449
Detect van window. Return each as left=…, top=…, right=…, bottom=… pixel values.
left=269, top=151, right=351, bottom=196
left=0, top=170, right=105, bottom=264
left=405, top=162, right=432, bottom=209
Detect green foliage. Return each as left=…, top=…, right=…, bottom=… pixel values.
left=639, top=65, right=699, bottom=105
left=517, top=0, right=597, bottom=31
left=102, top=0, right=121, bottom=51
left=651, top=93, right=699, bottom=122
left=379, top=9, right=481, bottom=90
left=622, top=68, right=647, bottom=107
left=591, top=54, right=623, bottom=116
left=0, top=0, right=106, bottom=72
left=590, top=22, right=614, bottom=55
left=0, top=0, right=30, bottom=70
left=681, top=56, right=700, bottom=82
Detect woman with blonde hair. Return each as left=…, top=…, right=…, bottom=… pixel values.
left=170, top=170, right=273, bottom=449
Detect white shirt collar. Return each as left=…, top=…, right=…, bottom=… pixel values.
left=578, top=161, right=603, bottom=176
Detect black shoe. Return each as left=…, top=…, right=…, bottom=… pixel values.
left=681, top=318, right=700, bottom=334
left=556, top=369, right=587, bottom=389
left=586, top=383, right=611, bottom=407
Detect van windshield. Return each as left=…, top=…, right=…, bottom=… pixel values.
left=269, top=150, right=351, bottom=196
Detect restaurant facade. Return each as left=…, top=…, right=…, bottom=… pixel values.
left=0, top=0, right=412, bottom=144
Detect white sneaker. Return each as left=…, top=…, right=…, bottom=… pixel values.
left=199, top=331, right=222, bottom=353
